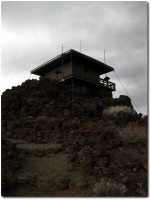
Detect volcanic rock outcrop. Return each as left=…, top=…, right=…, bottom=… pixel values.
left=1, top=79, right=147, bottom=197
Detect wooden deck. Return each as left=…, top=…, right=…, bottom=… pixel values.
left=100, top=78, right=116, bottom=91
left=40, top=66, right=116, bottom=91
left=58, top=74, right=115, bottom=91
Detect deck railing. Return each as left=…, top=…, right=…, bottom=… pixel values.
left=100, top=78, right=116, bottom=91
left=41, top=72, right=115, bottom=91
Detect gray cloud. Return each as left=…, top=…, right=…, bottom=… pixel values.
left=1, top=1, right=148, bottom=114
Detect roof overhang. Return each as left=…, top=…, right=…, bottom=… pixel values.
left=31, top=49, right=114, bottom=76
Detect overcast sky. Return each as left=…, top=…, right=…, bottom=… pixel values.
left=1, top=1, right=148, bottom=115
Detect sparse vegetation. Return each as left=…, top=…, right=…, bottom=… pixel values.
left=103, top=106, right=138, bottom=124
left=103, top=105, right=135, bottom=116
left=93, top=179, right=127, bottom=196
left=119, top=124, right=147, bottom=144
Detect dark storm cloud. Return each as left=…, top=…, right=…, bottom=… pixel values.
left=1, top=1, right=148, bottom=114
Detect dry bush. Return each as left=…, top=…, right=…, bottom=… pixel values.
left=93, top=178, right=127, bottom=197
left=103, top=106, right=135, bottom=117
left=119, top=124, right=147, bottom=144
left=103, top=106, right=137, bottom=124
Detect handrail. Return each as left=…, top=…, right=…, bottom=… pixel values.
left=100, top=78, right=115, bottom=91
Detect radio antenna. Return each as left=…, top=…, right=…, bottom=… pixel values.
left=57, top=44, right=67, bottom=81
left=61, top=44, right=64, bottom=55
left=80, top=40, right=81, bottom=52
left=104, top=50, right=106, bottom=64
left=61, top=44, right=64, bottom=80
left=104, top=50, right=107, bottom=77
left=58, top=44, right=64, bottom=81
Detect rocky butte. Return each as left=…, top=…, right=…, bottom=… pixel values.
left=1, top=50, right=147, bottom=197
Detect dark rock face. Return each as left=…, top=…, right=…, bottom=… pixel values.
left=1, top=79, right=147, bottom=197
left=1, top=79, right=135, bottom=142
left=1, top=139, right=25, bottom=196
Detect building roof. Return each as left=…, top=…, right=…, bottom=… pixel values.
left=31, top=49, right=114, bottom=76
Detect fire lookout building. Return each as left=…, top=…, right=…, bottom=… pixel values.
left=31, top=49, right=116, bottom=97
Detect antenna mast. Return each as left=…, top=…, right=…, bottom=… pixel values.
left=104, top=50, right=107, bottom=77
left=61, top=44, right=64, bottom=80
left=104, top=50, right=106, bottom=64
left=61, top=44, right=63, bottom=54
left=80, top=40, right=81, bottom=52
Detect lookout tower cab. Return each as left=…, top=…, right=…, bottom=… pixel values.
left=31, top=49, right=116, bottom=93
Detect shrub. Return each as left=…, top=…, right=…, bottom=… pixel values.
left=93, top=179, right=127, bottom=197
left=103, top=106, right=135, bottom=116
left=103, top=106, right=137, bottom=124
left=119, top=124, right=147, bottom=144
